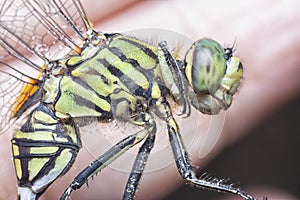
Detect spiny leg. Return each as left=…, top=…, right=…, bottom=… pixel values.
left=122, top=126, right=156, bottom=200
left=157, top=100, right=256, bottom=200
left=168, top=124, right=256, bottom=200
left=60, top=112, right=156, bottom=200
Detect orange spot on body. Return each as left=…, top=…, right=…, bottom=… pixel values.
left=11, top=79, right=39, bottom=118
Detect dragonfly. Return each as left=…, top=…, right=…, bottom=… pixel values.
left=0, top=0, right=257, bottom=199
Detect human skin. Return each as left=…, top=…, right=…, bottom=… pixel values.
left=1, top=0, right=300, bottom=200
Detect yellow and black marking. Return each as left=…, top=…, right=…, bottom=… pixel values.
left=12, top=104, right=81, bottom=199
left=10, top=32, right=247, bottom=200
left=47, top=33, right=172, bottom=122
left=0, top=1, right=256, bottom=200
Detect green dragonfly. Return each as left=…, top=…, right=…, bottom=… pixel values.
left=0, top=0, right=257, bottom=199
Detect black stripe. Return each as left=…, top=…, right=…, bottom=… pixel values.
left=21, top=103, right=58, bottom=132
left=108, top=46, right=150, bottom=75
left=108, top=46, right=157, bottom=95
left=12, top=138, right=80, bottom=149
left=97, top=58, right=149, bottom=98
left=53, top=76, right=111, bottom=118
left=72, top=93, right=110, bottom=116
left=117, top=37, right=157, bottom=60
left=71, top=76, right=111, bottom=102
left=84, top=67, right=109, bottom=84
left=15, top=152, right=60, bottom=159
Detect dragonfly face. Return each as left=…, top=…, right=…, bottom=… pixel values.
left=0, top=1, right=256, bottom=200
left=185, top=38, right=243, bottom=114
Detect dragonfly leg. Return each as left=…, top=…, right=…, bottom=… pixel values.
left=122, top=126, right=156, bottom=200
left=168, top=123, right=257, bottom=200
left=168, top=123, right=257, bottom=199
left=154, top=99, right=256, bottom=200
left=60, top=112, right=156, bottom=200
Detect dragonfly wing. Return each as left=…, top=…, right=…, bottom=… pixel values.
left=0, top=0, right=93, bottom=133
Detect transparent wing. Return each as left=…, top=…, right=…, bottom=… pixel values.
left=0, top=0, right=93, bottom=134
left=0, top=61, right=39, bottom=134
left=0, top=0, right=93, bottom=63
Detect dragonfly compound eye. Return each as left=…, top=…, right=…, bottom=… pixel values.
left=184, top=38, right=226, bottom=94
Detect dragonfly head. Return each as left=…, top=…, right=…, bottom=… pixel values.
left=184, top=38, right=243, bottom=114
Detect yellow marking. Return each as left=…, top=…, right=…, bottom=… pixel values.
left=13, top=130, right=68, bottom=143
left=12, top=140, right=19, bottom=156
left=96, top=97, right=111, bottom=112
left=221, top=57, right=243, bottom=90
left=185, top=46, right=194, bottom=86
left=30, top=146, right=59, bottom=154
left=12, top=142, right=23, bottom=180
left=28, top=158, right=50, bottom=181
left=74, top=55, right=131, bottom=94
left=14, top=158, right=22, bottom=180
left=55, top=149, right=73, bottom=172
left=67, top=56, right=83, bottom=66
left=34, top=110, right=57, bottom=124
left=168, top=118, right=178, bottom=132
left=53, top=134, right=69, bottom=143
left=55, top=111, right=69, bottom=119
left=55, top=76, right=111, bottom=117
left=65, top=125, right=78, bottom=143
left=100, top=48, right=149, bottom=90
left=110, top=37, right=157, bottom=70
left=151, top=83, right=161, bottom=99
left=71, top=62, right=118, bottom=97
left=93, top=76, right=117, bottom=96
left=32, top=123, right=55, bottom=130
